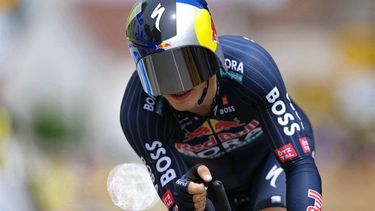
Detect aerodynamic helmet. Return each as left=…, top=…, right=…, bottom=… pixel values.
left=126, top=0, right=225, bottom=96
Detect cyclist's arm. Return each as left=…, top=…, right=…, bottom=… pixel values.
left=121, top=116, right=214, bottom=211
left=125, top=134, right=187, bottom=211
left=260, top=87, right=322, bottom=211
left=120, top=72, right=217, bottom=211
left=119, top=72, right=189, bottom=210
left=235, top=38, right=322, bottom=211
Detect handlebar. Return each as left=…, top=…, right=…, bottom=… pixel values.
left=210, top=180, right=232, bottom=211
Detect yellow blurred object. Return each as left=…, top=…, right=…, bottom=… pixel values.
left=338, top=24, right=375, bottom=66
left=0, top=0, right=19, bottom=10
left=0, top=106, right=11, bottom=167
left=0, top=106, right=10, bottom=142
left=31, top=161, right=78, bottom=211
left=291, top=84, right=334, bottom=112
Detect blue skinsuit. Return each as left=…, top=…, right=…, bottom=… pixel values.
left=120, top=35, right=322, bottom=211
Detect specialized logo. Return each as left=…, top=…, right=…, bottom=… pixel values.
left=151, top=3, right=165, bottom=32
left=274, top=143, right=298, bottom=163
left=265, top=165, right=283, bottom=188
left=307, top=189, right=322, bottom=211
left=299, top=137, right=311, bottom=153
left=128, top=0, right=176, bottom=42
left=162, top=189, right=175, bottom=209
left=266, top=86, right=303, bottom=136
left=145, top=141, right=177, bottom=190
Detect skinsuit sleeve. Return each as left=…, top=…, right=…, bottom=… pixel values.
left=221, top=35, right=322, bottom=211
left=120, top=71, right=188, bottom=211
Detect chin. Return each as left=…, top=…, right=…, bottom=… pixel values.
left=165, top=89, right=199, bottom=111
left=170, top=101, right=196, bottom=111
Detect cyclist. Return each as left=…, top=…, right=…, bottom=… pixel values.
left=121, top=0, right=322, bottom=210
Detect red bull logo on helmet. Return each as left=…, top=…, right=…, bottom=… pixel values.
left=211, top=17, right=217, bottom=42
left=194, top=9, right=218, bottom=52
left=156, top=42, right=172, bottom=49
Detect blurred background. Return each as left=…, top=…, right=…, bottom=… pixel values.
left=0, top=0, right=374, bottom=210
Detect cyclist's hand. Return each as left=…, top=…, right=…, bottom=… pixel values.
left=174, top=164, right=212, bottom=211
left=189, top=165, right=212, bottom=211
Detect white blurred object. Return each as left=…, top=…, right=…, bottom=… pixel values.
left=0, top=137, right=34, bottom=211
left=335, top=72, right=375, bottom=127
left=0, top=13, right=13, bottom=71
left=107, top=163, right=158, bottom=211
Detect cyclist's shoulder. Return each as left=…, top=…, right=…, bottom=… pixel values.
left=120, top=71, right=171, bottom=132
left=219, top=35, right=257, bottom=46
left=219, top=35, right=285, bottom=103
left=219, top=35, right=279, bottom=76
left=120, top=71, right=144, bottom=116
left=219, top=35, right=271, bottom=58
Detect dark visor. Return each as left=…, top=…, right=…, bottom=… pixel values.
left=136, top=46, right=221, bottom=96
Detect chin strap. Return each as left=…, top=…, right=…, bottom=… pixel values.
left=197, top=80, right=209, bottom=105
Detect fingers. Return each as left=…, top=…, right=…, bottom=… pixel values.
left=175, top=184, right=207, bottom=211
left=188, top=181, right=205, bottom=194
left=197, top=165, right=212, bottom=182
left=193, top=191, right=207, bottom=202
left=193, top=192, right=207, bottom=211
left=194, top=199, right=206, bottom=211
left=185, top=165, right=212, bottom=210
left=189, top=184, right=207, bottom=211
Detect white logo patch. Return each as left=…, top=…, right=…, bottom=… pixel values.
left=265, top=165, right=283, bottom=188
left=151, top=3, right=165, bottom=32
left=266, top=86, right=302, bottom=136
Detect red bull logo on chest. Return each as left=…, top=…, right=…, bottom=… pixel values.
left=179, top=119, right=263, bottom=159
left=184, top=118, right=245, bottom=142
left=184, top=121, right=212, bottom=142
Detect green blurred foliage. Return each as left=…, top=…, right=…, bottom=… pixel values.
left=31, top=103, right=86, bottom=150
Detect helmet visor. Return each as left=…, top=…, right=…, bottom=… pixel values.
left=136, top=46, right=221, bottom=96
